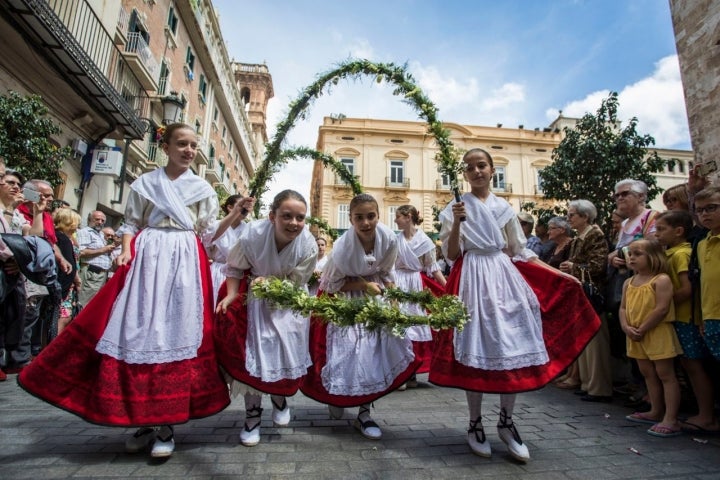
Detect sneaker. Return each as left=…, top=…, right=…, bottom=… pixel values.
left=125, top=427, right=156, bottom=453
left=328, top=405, right=344, bottom=420
left=467, top=417, right=491, bottom=458
left=240, top=407, right=262, bottom=447
left=271, top=397, right=291, bottom=427
left=497, top=420, right=530, bottom=462
left=150, top=426, right=174, bottom=458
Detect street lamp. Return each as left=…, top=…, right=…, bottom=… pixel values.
left=160, top=90, right=185, bottom=125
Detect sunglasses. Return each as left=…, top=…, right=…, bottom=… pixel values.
left=613, top=190, right=634, bottom=199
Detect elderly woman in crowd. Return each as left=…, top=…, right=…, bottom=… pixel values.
left=541, top=216, right=573, bottom=268
left=559, top=200, right=611, bottom=402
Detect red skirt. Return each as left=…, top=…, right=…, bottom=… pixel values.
left=301, top=305, right=422, bottom=407
left=18, top=237, right=230, bottom=427
left=409, top=273, right=445, bottom=374
left=214, top=278, right=305, bottom=396
left=429, top=256, right=600, bottom=393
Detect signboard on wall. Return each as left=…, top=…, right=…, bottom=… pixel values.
left=90, top=148, right=123, bottom=177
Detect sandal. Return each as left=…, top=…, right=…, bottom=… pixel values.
left=625, top=412, right=662, bottom=425
left=240, top=406, right=263, bottom=446
left=647, top=423, right=682, bottom=438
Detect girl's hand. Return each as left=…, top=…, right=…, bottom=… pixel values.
left=216, top=292, right=238, bottom=314
left=239, top=197, right=256, bottom=215
left=365, top=282, right=383, bottom=296
left=451, top=202, right=466, bottom=223
left=115, top=251, right=132, bottom=267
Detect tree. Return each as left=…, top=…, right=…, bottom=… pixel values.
left=0, top=90, right=73, bottom=187
left=538, top=92, right=666, bottom=232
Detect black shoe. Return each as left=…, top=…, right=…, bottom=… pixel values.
left=580, top=394, right=612, bottom=403
left=573, top=389, right=588, bottom=396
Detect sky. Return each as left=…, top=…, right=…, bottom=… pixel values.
left=213, top=0, right=690, bottom=206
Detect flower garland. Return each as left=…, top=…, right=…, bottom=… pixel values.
left=251, top=277, right=468, bottom=337
left=248, top=59, right=463, bottom=216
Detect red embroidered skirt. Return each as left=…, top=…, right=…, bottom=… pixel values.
left=429, top=256, right=600, bottom=393
left=214, top=278, right=306, bottom=396
left=18, top=237, right=230, bottom=427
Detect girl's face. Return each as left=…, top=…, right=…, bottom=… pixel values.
left=653, top=219, right=679, bottom=248
left=394, top=212, right=412, bottom=231
left=316, top=239, right=326, bottom=257
left=626, top=244, right=649, bottom=272
left=162, top=128, right=198, bottom=170
left=463, top=151, right=494, bottom=189
left=270, top=198, right=306, bottom=248
left=350, top=201, right=379, bottom=244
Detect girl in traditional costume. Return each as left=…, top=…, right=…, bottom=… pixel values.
left=393, top=205, right=446, bottom=385
left=301, top=194, right=421, bottom=440
left=430, top=148, right=598, bottom=462
left=215, top=189, right=317, bottom=447
left=19, top=124, right=231, bottom=458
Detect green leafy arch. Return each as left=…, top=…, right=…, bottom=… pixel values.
left=248, top=59, right=463, bottom=217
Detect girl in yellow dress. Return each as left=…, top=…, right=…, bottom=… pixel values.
left=620, top=239, right=683, bottom=437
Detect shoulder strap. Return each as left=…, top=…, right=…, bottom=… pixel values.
left=689, top=234, right=703, bottom=324
left=641, top=210, right=658, bottom=237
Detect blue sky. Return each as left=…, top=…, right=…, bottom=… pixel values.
left=214, top=0, right=689, bottom=202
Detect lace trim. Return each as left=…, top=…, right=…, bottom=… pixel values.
left=454, top=350, right=549, bottom=371
left=245, top=357, right=311, bottom=383
left=95, top=339, right=200, bottom=364
left=322, top=359, right=410, bottom=396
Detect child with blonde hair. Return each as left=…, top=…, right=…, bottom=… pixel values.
left=621, top=238, right=683, bottom=437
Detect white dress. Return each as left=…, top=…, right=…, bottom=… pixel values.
left=317, top=223, right=415, bottom=396
left=394, top=230, right=441, bottom=342
left=96, top=168, right=217, bottom=364
left=207, top=222, right=245, bottom=304
left=223, top=219, right=317, bottom=385
left=438, top=192, right=548, bottom=371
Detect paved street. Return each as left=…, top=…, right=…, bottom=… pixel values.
left=1, top=372, right=718, bottom=479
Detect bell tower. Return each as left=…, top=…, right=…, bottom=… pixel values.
left=232, top=62, right=274, bottom=152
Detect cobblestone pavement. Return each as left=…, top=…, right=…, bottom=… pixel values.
left=1, top=373, right=719, bottom=479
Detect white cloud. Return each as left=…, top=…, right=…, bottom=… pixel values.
left=412, top=63, right=479, bottom=110
left=548, top=55, right=689, bottom=148
left=481, top=83, right=526, bottom=111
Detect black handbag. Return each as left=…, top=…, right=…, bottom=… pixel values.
left=580, top=265, right=605, bottom=314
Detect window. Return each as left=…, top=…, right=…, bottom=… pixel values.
left=221, top=125, right=226, bottom=139
left=338, top=157, right=355, bottom=184
left=492, top=166, right=506, bottom=191
left=158, top=60, right=169, bottom=95
left=213, top=107, right=218, bottom=122
left=389, top=160, right=404, bottom=185
left=185, top=47, right=195, bottom=74
left=198, top=74, right=207, bottom=103
left=194, top=119, right=201, bottom=134
left=440, top=173, right=451, bottom=189
left=388, top=206, right=399, bottom=229
left=337, top=204, right=350, bottom=230
left=167, top=6, right=178, bottom=35
left=179, top=94, right=187, bottom=122
left=536, top=169, right=544, bottom=194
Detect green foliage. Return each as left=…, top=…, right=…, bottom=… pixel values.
left=251, top=277, right=469, bottom=337
left=305, top=215, right=338, bottom=242
left=214, top=185, right=229, bottom=218
left=520, top=201, right=567, bottom=224
left=0, top=91, right=73, bottom=187
left=280, top=146, right=362, bottom=195
left=539, top=92, right=666, bottom=232
left=249, top=59, right=461, bottom=216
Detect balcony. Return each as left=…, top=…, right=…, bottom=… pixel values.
left=195, top=145, right=209, bottom=166
left=205, top=157, right=222, bottom=184
left=146, top=142, right=167, bottom=167
left=436, top=179, right=451, bottom=191
left=492, top=183, right=513, bottom=194
left=385, top=177, right=410, bottom=190
left=333, top=174, right=360, bottom=188
left=124, top=32, right=159, bottom=92
left=0, top=0, right=149, bottom=138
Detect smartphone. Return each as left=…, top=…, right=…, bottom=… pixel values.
left=22, top=187, right=40, bottom=203
left=697, top=161, right=718, bottom=177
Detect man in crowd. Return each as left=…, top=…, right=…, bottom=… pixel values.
left=77, top=211, right=114, bottom=307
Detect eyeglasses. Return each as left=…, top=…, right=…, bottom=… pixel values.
left=2, top=180, right=21, bottom=187
left=614, top=190, right=634, bottom=199
left=695, top=204, right=720, bottom=215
